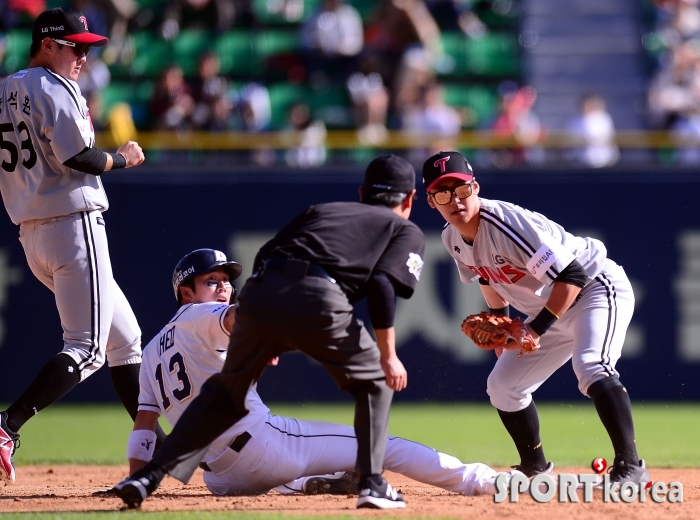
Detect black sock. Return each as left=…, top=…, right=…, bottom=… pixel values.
left=588, top=377, right=639, bottom=464
left=358, top=474, right=384, bottom=489
left=5, top=354, right=81, bottom=433
left=497, top=401, right=547, bottom=471
left=110, top=363, right=168, bottom=449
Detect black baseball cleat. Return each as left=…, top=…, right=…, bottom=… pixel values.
left=356, top=476, right=406, bottom=509
left=302, top=471, right=359, bottom=495
left=511, top=461, right=554, bottom=478
left=595, top=458, right=650, bottom=489
left=112, top=469, right=162, bottom=509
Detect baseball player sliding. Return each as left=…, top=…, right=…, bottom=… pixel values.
left=125, top=248, right=523, bottom=499
left=422, top=151, right=650, bottom=487
left=0, top=7, right=163, bottom=484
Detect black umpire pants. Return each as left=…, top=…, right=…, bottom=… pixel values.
left=151, top=268, right=394, bottom=478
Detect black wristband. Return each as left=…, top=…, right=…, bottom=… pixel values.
left=488, top=306, right=509, bottom=317
left=478, top=277, right=490, bottom=285
left=110, top=152, right=127, bottom=169
left=528, top=306, right=559, bottom=336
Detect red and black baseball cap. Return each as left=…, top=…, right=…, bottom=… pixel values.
left=32, top=7, right=109, bottom=47
left=422, top=151, right=475, bottom=192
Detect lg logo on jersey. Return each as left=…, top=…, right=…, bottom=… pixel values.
left=467, top=264, right=526, bottom=284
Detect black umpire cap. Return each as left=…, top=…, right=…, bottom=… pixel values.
left=422, top=151, right=475, bottom=192
left=172, top=248, right=243, bottom=300
left=33, top=7, right=109, bottom=47
left=363, top=155, right=416, bottom=194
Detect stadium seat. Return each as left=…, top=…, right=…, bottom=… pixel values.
left=443, top=83, right=499, bottom=128
left=173, top=29, right=215, bottom=77
left=349, top=0, right=378, bottom=22
left=267, top=83, right=309, bottom=128
left=3, top=30, right=32, bottom=73
left=101, top=81, right=155, bottom=129
left=110, top=32, right=173, bottom=78
left=214, top=31, right=258, bottom=78
left=307, top=85, right=353, bottom=129
left=441, top=32, right=520, bottom=77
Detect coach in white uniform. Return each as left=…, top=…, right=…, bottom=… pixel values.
left=126, top=248, right=520, bottom=498
left=0, top=7, right=158, bottom=484
left=422, top=151, right=650, bottom=487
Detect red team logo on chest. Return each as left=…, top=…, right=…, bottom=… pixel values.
left=467, top=264, right=526, bottom=284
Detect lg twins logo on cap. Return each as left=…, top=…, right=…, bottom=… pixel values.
left=434, top=156, right=451, bottom=173
left=406, top=252, right=424, bottom=281
left=79, top=16, right=88, bottom=30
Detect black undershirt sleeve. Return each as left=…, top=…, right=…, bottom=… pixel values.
left=367, top=271, right=397, bottom=329
left=63, top=147, right=107, bottom=175
left=554, top=259, right=588, bottom=288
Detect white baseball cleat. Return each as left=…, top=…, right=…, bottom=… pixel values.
left=356, top=477, right=406, bottom=509
left=0, top=412, right=19, bottom=484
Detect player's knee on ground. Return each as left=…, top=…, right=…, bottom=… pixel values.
left=486, top=371, right=531, bottom=412
left=106, top=339, right=142, bottom=367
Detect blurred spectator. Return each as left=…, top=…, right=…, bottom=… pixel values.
left=347, top=59, right=390, bottom=144
left=566, top=94, right=619, bottom=168
left=365, top=0, right=443, bottom=116
left=284, top=101, right=327, bottom=167
left=402, top=80, right=461, bottom=158
left=489, top=83, right=546, bottom=167
left=265, top=0, right=304, bottom=22
left=648, top=39, right=700, bottom=128
left=77, top=55, right=111, bottom=130
left=235, top=83, right=271, bottom=131
left=670, top=104, right=700, bottom=163
left=300, top=0, right=364, bottom=84
left=160, top=0, right=242, bottom=40
left=149, top=65, right=195, bottom=131
left=190, top=52, right=232, bottom=130
left=1, top=0, right=45, bottom=28
left=401, top=80, right=461, bottom=135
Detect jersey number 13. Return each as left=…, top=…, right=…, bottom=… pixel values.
left=154, top=351, right=193, bottom=411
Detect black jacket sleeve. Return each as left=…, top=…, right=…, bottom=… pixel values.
left=367, top=271, right=397, bottom=329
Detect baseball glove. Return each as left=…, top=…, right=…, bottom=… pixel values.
left=460, top=312, right=539, bottom=357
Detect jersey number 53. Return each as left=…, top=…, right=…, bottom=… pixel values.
left=0, top=121, right=37, bottom=171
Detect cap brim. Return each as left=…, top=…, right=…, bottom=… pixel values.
left=220, top=261, right=243, bottom=281
left=425, top=173, right=474, bottom=192
left=63, top=33, right=109, bottom=47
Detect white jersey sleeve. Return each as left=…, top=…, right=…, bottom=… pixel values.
left=0, top=67, right=108, bottom=224
left=139, top=302, right=270, bottom=452
left=442, top=198, right=609, bottom=317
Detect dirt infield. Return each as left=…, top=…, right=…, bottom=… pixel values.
left=0, top=465, right=697, bottom=519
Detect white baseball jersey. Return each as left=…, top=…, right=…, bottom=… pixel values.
left=442, top=198, right=635, bottom=410
left=139, top=302, right=501, bottom=496
left=443, top=197, right=608, bottom=317
left=139, top=302, right=269, bottom=463
left=0, top=67, right=107, bottom=224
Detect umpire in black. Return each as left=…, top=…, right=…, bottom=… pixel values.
left=114, top=155, right=425, bottom=510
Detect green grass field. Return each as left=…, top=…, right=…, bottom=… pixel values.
left=6, top=401, right=700, bottom=468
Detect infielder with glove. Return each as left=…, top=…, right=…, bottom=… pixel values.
left=422, top=150, right=650, bottom=486
left=0, top=7, right=164, bottom=484
left=124, top=248, right=522, bottom=499
left=114, top=155, right=425, bottom=509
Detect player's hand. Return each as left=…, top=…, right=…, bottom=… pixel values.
left=495, top=346, right=505, bottom=358
left=117, top=141, right=145, bottom=168
left=525, top=324, right=541, bottom=347
left=381, top=355, right=407, bottom=391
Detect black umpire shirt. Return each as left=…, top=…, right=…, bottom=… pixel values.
left=254, top=202, right=425, bottom=303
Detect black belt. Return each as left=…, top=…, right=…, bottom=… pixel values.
left=261, top=258, right=336, bottom=284
left=198, top=431, right=252, bottom=472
